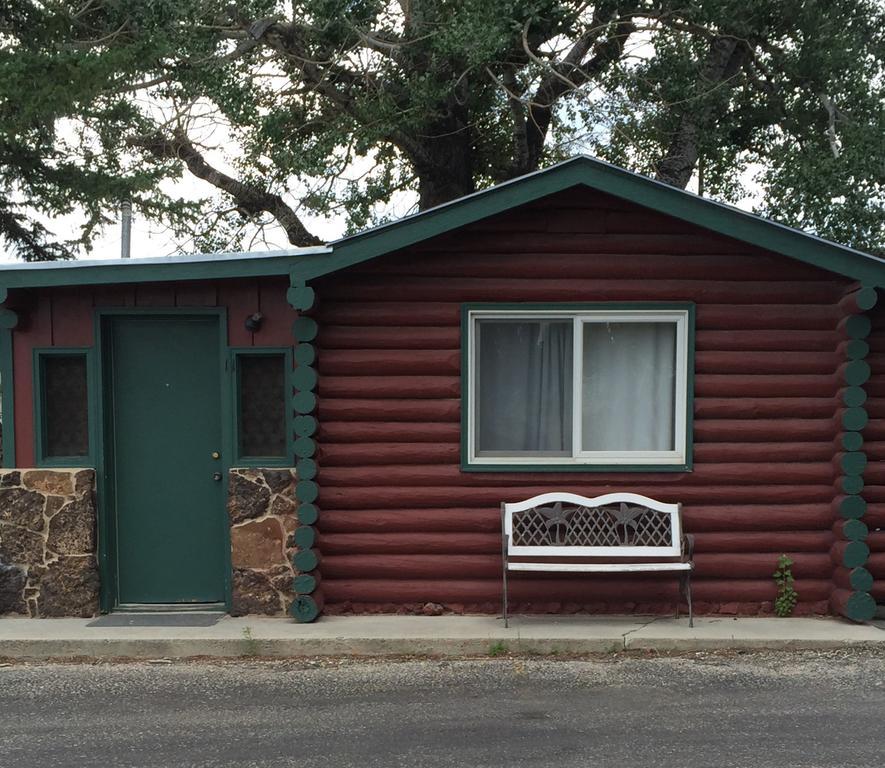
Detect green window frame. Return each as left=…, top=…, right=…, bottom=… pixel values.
left=460, top=302, right=695, bottom=473
left=231, top=347, right=293, bottom=467
left=33, top=347, right=96, bottom=467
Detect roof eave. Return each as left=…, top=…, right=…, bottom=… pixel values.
left=0, top=247, right=332, bottom=289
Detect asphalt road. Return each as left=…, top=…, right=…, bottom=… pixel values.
left=1, top=651, right=883, bottom=768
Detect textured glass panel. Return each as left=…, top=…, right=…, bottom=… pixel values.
left=239, top=354, right=286, bottom=457
left=581, top=322, right=676, bottom=451
left=43, top=355, right=88, bottom=457
left=476, top=320, right=573, bottom=456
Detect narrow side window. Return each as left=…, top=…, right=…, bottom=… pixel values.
left=38, top=353, right=89, bottom=460
left=236, top=352, right=288, bottom=460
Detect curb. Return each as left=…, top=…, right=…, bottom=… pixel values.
left=0, top=638, right=619, bottom=660
left=2, top=635, right=882, bottom=660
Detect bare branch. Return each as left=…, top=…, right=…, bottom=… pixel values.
left=819, top=94, right=842, bottom=159
left=521, top=14, right=637, bottom=173
left=134, top=129, right=321, bottom=246
left=348, top=23, right=404, bottom=55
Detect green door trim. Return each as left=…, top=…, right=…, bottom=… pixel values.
left=93, top=307, right=233, bottom=613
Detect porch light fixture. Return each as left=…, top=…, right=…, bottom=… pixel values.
left=244, top=312, right=264, bottom=332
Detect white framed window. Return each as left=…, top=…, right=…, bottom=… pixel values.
left=464, top=305, right=693, bottom=469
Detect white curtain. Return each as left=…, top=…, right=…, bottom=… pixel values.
left=477, top=320, right=573, bottom=454
left=581, top=322, right=676, bottom=451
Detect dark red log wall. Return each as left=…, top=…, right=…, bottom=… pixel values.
left=313, top=185, right=854, bottom=616
left=10, top=277, right=293, bottom=466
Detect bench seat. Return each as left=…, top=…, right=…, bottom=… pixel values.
left=507, top=562, right=692, bottom=573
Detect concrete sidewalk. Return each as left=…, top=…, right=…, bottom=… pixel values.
left=1, top=614, right=883, bottom=659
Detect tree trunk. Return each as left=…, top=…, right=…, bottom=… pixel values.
left=413, top=126, right=475, bottom=210
left=396, top=82, right=474, bottom=210
left=655, top=36, right=746, bottom=190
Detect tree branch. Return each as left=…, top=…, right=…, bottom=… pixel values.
left=819, top=93, right=842, bottom=159
left=521, top=14, right=637, bottom=173
left=135, top=129, right=321, bottom=246
left=0, top=200, right=71, bottom=261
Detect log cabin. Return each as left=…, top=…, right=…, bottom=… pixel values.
left=0, top=156, right=882, bottom=623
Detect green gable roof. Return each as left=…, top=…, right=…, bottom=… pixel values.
left=0, top=155, right=882, bottom=289
left=292, top=155, right=885, bottom=287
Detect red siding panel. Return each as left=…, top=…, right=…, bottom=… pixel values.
left=175, top=282, right=219, bottom=307
left=93, top=284, right=136, bottom=307
left=219, top=281, right=259, bottom=347
left=257, top=278, right=297, bottom=347
left=13, top=293, right=52, bottom=465
left=51, top=289, right=94, bottom=347
left=134, top=283, right=176, bottom=307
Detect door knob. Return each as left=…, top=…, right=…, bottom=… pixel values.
left=211, top=451, right=221, bottom=460
left=213, top=472, right=223, bottom=482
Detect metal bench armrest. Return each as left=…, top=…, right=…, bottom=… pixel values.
left=682, top=533, right=695, bottom=563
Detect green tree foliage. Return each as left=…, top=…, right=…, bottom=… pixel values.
left=592, top=0, right=885, bottom=253
left=0, top=1, right=202, bottom=259
left=0, top=1, right=211, bottom=259
left=0, top=0, right=882, bottom=258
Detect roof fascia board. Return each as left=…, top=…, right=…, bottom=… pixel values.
left=294, top=157, right=885, bottom=287
left=0, top=252, right=318, bottom=289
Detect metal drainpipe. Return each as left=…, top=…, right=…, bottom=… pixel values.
left=121, top=199, right=132, bottom=259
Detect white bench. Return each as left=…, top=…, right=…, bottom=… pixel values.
left=501, top=492, right=694, bottom=627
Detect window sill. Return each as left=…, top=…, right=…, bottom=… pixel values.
left=460, top=461, right=692, bottom=473
left=36, top=457, right=94, bottom=469
left=232, top=458, right=292, bottom=469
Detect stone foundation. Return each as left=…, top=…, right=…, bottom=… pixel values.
left=228, top=468, right=298, bottom=616
left=0, top=469, right=98, bottom=617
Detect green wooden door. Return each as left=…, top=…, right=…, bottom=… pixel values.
left=110, top=315, right=226, bottom=605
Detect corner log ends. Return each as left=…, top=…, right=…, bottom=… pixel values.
left=289, top=278, right=323, bottom=623
left=830, top=284, right=878, bottom=622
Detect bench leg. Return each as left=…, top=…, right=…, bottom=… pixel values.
left=501, top=529, right=510, bottom=629
left=678, top=572, right=694, bottom=628
left=502, top=563, right=509, bottom=629
left=688, top=574, right=693, bottom=628
left=684, top=572, right=694, bottom=628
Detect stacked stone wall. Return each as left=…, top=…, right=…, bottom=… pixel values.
left=0, top=468, right=98, bottom=617
left=228, top=468, right=298, bottom=615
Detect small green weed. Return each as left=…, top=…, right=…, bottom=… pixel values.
left=773, top=554, right=798, bottom=617
left=488, top=641, right=509, bottom=657
left=241, top=625, right=260, bottom=656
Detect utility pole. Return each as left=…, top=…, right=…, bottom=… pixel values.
left=697, top=156, right=705, bottom=198
left=121, top=199, right=132, bottom=259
